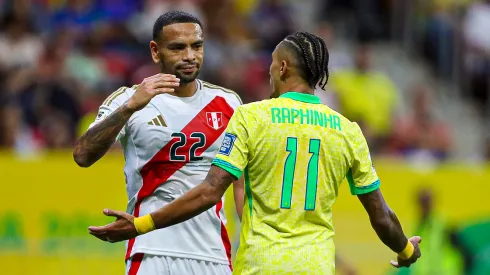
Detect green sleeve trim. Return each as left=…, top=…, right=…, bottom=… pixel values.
left=347, top=169, right=380, bottom=195
left=212, top=159, right=243, bottom=180
left=352, top=179, right=381, bottom=195
left=244, top=167, right=253, bottom=218
left=346, top=169, right=355, bottom=190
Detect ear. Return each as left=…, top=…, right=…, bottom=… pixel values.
left=149, top=41, right=160, bottom=64
left=279, top=60, right=288, bottom=81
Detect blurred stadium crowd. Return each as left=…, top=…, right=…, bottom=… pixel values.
left=0, top=0, right=489, bottom=162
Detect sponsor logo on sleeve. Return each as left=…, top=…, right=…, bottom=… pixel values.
left=219, top=133, right=236, bottom=156
left=97, top=110, right=108, bottom=120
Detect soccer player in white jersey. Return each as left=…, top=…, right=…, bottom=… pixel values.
left=73, top=11, right=243, bottom=275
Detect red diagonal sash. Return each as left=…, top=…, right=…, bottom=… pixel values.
left=125, top=96, right=234, bottom=260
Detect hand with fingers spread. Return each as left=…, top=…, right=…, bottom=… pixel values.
left=126, top=74, right=180, bottom=112
left=88, top=209, right=140, bottom=243
left=391, top=236, right=422, bottom=268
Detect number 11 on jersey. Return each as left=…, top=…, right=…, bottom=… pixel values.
left=280, top=137, right=320, bottom=211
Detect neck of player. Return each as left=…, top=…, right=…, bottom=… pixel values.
left=174, top=80, right=198, bottom=97
left=280, top=77, right=314, bottom=96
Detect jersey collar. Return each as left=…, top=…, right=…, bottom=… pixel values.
left=279, top=92, right=321, bottom=104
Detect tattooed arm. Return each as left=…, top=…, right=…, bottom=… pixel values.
left=87, top=165, right=235, bottom=242
left=73, top=103, right=135, bottom=167
left=358, top=189, right=408, bottom=253
left=73, top=74, right=180, bottom=167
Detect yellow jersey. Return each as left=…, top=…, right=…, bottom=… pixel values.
left=213, top=92, right=380, bottom=274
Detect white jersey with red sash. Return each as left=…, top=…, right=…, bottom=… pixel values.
left=89, top=79, right=242, bottom=267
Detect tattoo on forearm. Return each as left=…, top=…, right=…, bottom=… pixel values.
left=152, top=167, right=235, bottom=230
left=73, top=103, right=133, bottom=166
left=206, top=167, right=235, bottom=191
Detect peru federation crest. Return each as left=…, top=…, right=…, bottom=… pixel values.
left=206, top=112, right=223, bottom=130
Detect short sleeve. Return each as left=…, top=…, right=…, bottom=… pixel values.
left=89, top=87, right=133, bottom=141
left=346, top=123, right=380, bottom=195
left=212, top=106, right=249, bottom=180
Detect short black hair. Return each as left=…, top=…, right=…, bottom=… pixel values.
left=281, top=32, right=330, bottom=89
left=152, top=11, right=203, bottom=41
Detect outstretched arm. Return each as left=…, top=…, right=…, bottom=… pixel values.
left=151, top=166, right=235, bottom=229
left=88, top=165, right=236, bottom=242
left=358, top=189, right=421, bottom=267
left=89, top=106, right=250, bottom=242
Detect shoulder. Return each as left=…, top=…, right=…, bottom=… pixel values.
left=233, top=100, right=272, bottom=122
left=242, top=99, right=271, bottom=111
left=327, top=106, right=353, bottom=125
left=100, top=85, right=138, bottom=107
left=322, top=106, right=365, bottom=140
left=343, top=120, right=367, bottom=144
left=199, top=80, right=243, bottom=106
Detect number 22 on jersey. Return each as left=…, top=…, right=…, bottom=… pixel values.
left=280, top=137, right=320, bottom=211
left=169, top=132, right=206, bottom=162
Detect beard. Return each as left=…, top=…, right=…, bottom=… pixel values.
left=174, top=69, right=200, bottom=84
left=159, top=59, right=201, bottom=84
left=174, top=61, right=201, bottom=84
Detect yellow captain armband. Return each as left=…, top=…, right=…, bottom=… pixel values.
left=133, top=214, right=155, bottom=235
left=398, top=241, right=414, bottom=260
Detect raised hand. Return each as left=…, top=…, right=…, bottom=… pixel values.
left=126, top=74, right=180, bottom=111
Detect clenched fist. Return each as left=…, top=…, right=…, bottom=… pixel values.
left=391, top=236, right=422, bottom=268
left=126, top=74, right=180, bottom=111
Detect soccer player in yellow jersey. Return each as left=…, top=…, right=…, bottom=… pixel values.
left=89, top=32, right=422, bottom=274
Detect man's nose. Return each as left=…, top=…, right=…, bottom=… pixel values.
left=182, top=47, right=196, bottom=61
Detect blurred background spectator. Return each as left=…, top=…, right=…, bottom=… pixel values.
left=329, top=43, right=399, bottom=152
left=393, top=188, right=464, bottom=275
left=462, top=0, right=490, bottom=117
left=389, top=84, right=452, bottom=161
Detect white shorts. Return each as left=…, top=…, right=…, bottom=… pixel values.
left=126, top=253, right=232, bottom=275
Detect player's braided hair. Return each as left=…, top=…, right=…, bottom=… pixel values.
left=282, top=32, right=330, bottom=90
left=153, top=11, right=203, bottom=42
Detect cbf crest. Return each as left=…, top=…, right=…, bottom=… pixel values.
left=206, top=112, right=223, bottom=130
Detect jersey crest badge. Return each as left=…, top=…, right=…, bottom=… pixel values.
left=206, top=112, right=223, bottom=130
